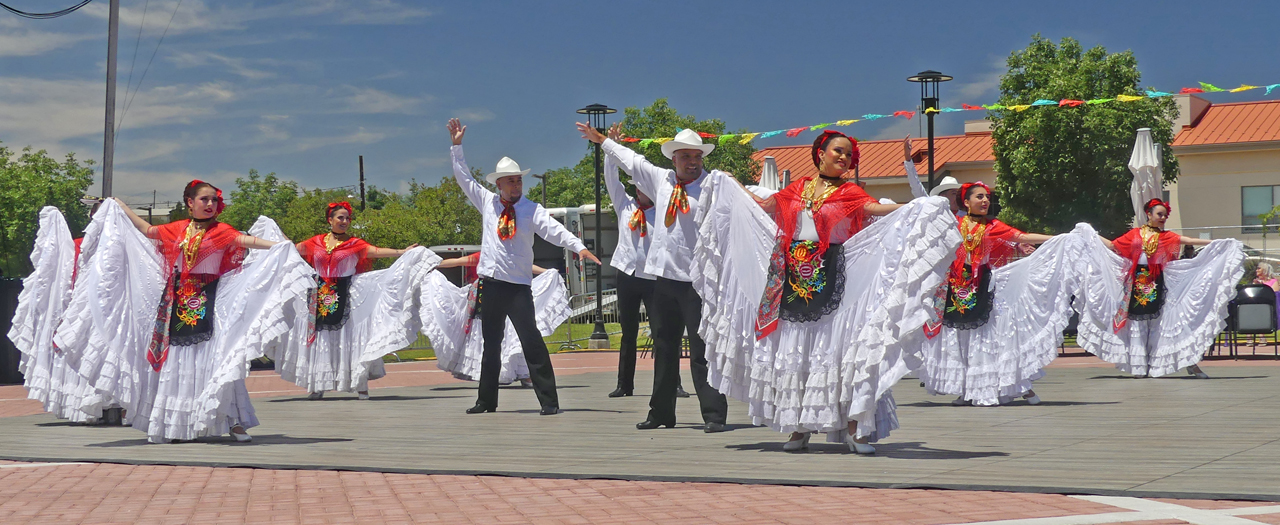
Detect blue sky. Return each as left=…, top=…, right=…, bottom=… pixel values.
left=1, top=0, right=1276, bottom=205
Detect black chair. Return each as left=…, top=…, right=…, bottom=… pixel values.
left=1224, top=284, right=1279, bottom=357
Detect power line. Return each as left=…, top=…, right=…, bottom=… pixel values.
left=119, top=0, right=151, bottom=133
left=0, top=0, right=92, bottom=19
left=116, top=0, right=184, bottom=135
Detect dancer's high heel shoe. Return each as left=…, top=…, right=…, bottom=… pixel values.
left=844, top=436, right=875, bottom=455
left=782, top=433, right=811, bottom=452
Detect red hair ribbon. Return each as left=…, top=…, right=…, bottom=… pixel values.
left=187, top=179, right=226, bottom=214
left=1143, top=198, right=1171, bottom=214
left=327, top=201, right=354, bottom=218
left=810, top=130, right=860, bottom=170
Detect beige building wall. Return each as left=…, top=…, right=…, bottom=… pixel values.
left=1171, top=145, right=1280, bottom=252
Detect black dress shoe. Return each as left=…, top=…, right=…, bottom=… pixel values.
left=675, top=386, right=691, bottom=398
left=540, top=406, right=560, bottom=416
left=636, top=419, right=675, bottom=430
left=703, top=422, right=726, bottom=433
left=465, top=403, right=495, bottom=414
left=608, top=388, right=633, bottom=398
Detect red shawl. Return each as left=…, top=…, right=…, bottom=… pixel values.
left=146, top=220, right=245, bottom=371
left=755, top=180, right=874, bottom=339
left=1111, top=226, right=1181, bottom=281
left=154, top=221, right=245, bottom=279
left=769, top=179, right=875, bottom=257
left=950, top=216, right=1021, bottom=279
left=298, top=234, right=373, bottom=279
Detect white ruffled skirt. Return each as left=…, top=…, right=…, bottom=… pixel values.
left=420, top=270, right=571, bottom=385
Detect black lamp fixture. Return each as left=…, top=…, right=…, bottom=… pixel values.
left=576, top=103, right=616, bottom=347
left=906, top=70, right=953, bottom=191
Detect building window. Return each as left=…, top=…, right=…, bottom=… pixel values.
left=1242, top=185, right=1280, bottom=232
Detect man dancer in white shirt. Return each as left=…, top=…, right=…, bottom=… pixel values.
left=449, top=118, right=601, bottom=416
left=602, top=124, right=656, bottom=398
left=579, top=123, right=729, bottom=433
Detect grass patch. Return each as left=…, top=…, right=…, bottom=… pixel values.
left=384, top=323, right=634, bottom=362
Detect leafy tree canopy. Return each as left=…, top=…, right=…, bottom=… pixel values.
left=0, top=143, right=95, bottom=277
left=990, top=35, right=1180, bottom=237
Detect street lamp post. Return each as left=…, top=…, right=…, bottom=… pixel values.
left=907, top=70, right=953, bottom=191
left=576, top=103, right=616, bottom=348
left=532, top=173, right=548, bottom=206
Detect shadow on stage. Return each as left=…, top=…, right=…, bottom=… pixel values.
left=898, top=400, right=1119, bottom=407
left=85, top=434, right=356, bottom=447
left=427, top=384, right=592, bottom=391
left=1086, top=375, right=1270, bottom=380
left=725, top=440, right=1011, bottom=459
left=267, top=394, right=468, bottom=402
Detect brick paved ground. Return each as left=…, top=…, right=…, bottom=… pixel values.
left=5, top=461, right=1280, bottom=525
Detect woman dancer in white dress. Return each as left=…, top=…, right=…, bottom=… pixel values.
left=693, top=130, right=960, bottom=453
left=282, top=201, right=438, bottom=400
left=53, top=181, right=313, bottom=443
left=1074, top=198, right=1242, bottom=378
left=422, top=252, right=571, bottom=387
left=915, top=182, right=1090, bottom=407
left=9, top=206, right=106, bottom=423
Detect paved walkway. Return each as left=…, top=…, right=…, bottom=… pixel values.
left=2, top=351, right=1278, bottom=524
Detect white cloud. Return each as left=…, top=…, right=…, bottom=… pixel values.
left=453, top=108, right=496, bottom=123
left=0, top=77, right=235, bottom=150
left=870, top=117, right=924, bottom=141
left=89, top=168, right=243, bottom=204
left=0, top=25, right=96, bottom=57
left=954, top=57, right=1007, bottom=101
left=167, top=51, right=276, bottom=80
left=340, top=87, right=426, bottom=114
left=81, top=0, right=431, bottom=36
left=289, top=127, right=387, bottom=153
left=256, top=123, right=290, bottom=142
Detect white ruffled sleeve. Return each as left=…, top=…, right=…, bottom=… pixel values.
left=1154, top=239, right=1245, bottom=372
left=1071, top=229, right=1134, bottom=363
left=354, top=246, right=443, bottom=377
left=10, top=207, right=76, bottom=395
left=52, top=199, right=165, bottom=419
left=530, top=269, right=571, bottom=337
left=690, top=171, right=778, bottom=400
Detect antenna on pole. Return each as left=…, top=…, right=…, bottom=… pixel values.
left=101, top=0, right=120, bottom=198
left=358, top=155, right=367, bottom=211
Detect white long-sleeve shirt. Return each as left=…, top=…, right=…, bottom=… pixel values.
left=452, top=145, right=587, bottom=285
left=601, top=139, right=717, bottom=283
left=603, top=154, right=654, bottom=280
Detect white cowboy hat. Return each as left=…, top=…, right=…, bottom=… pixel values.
left=928, top=175, right=961, bottom=197
left=660, top=128, right=716, bottom=160
left=485, top=157, right=531, bottom=184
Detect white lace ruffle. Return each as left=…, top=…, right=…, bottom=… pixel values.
left=692, top=172, right=960, bottom=441
left=8, top=207, right=105, bottom=421
left=1075, top=238, right=1244, bottom=377
left=269, top=246, right=441, bottom=393
left=916, top=224, right=1091, bottom=405
left=420, top=270, right=570, bottom=384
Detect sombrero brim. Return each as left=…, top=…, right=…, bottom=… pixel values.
left=485, top=169, right=531, bottom=185
left=660, top=142, right=715, bottom=160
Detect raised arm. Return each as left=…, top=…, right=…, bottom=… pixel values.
left=112, top=198, right=159, bottom=237
left=864, top=202, right=904, bottom=216
left=448, top=118, right=492, bottom=210
left=366, top=243, right=419, bottom=259
left=602, top=125, right=633, bottom=218
left=531, top=205, right=601, bottom=265
left=237, top=234, right=280, bottom=250
left=578, top=122, right=666, bottom=200
left=1013, top=232, right=1054, bottom=245
left=902, top=136, right=928, bottom=199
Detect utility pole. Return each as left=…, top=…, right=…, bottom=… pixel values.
left=358, top=155, right=366, bottom=211
left=101, top=0, right=119, bottom=197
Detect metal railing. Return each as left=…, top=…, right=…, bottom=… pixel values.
left=546, top=289, right=650, bottom=351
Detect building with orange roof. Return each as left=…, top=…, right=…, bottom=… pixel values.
left=751, top=94, right=1280, bottom=256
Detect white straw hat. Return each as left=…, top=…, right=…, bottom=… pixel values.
left=660, top=129, right=716, bottom=160
left=485, top=157, right=531, bottom=184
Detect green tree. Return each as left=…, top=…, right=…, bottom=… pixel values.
left=0, top=143, right=96, bottom=277
left=990, top=35, right=1180, bottom=237
left=276, top=187, right=355, bottom=242
left=527, top=98, right=762, bottom=207
left=219, top=169, right=300, bottom=231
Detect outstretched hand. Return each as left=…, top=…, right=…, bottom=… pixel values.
left=606, top=122, right=624, bottom=142
left=577, top=122, right=607, bottom=144
left=903, top=136, right=913, bottom=162
left=579, top=248, right=602, bottom=265
left=447, top=118, right=466, bottom=145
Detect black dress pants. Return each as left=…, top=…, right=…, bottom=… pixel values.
left=647, top=277, right=727, bottom=425
left=615, top=271, right=655, bottom=391
left=477, top=278, right=557, bottom=409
